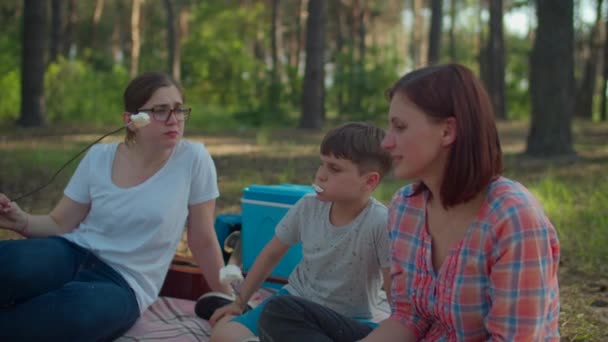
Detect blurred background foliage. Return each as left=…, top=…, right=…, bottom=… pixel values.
left=3, top=0, right=590, bottom=132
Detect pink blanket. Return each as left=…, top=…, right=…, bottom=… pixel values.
left=118, top=288, right=275, bottom=342
left=118, top=288, right=389, bottom=341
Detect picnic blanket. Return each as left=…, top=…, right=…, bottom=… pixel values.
left=118, top=288, right=390, bottom=341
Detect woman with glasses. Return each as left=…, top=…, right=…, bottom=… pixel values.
left=0, top=72, right=231, bottom=341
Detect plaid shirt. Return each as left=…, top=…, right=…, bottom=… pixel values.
left=387, top=177, right=560, bottom=341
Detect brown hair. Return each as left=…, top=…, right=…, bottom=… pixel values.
left=320, top=122, right=392, bottom=178
left=123, top=72, right=183, bottom=144
left=387, top=63, right=503, bottom=208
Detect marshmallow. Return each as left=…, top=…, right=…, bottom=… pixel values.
left=130, top=112, right=151, bottom=128
left=311, top=183, right=324, bottom=193
left=219, top=264, right=243, bottom=285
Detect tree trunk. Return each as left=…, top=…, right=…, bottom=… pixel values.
left=574, top=0, right=603, bottom=120
left=19, top=0, right=47, bottom=127
left=527, top=0, right=575, bottom=157
left=352, top=0, right=367, bottom=115
left=91, top=0, right=104, bottom=49
left=601, top=3, right=608, bottom=121
left=449, top=0, right=457, bottom=61
left=358, top=5, right=367, bottom=69
left=347, top=1, right=359, bottom=113
left=477, top=0, right=487, bottom=75
left=284, top=0, right=304, bottom=108
left=294, top=0, right=304, bottom=71
left=177, top=7, right=188, bottom=80
left=164, top=0, right=180, bottom=81
left=50, top=0, right=64, bottom=63
left=333, top=1, right=345, bottom=114
left=130, top=0, right=143, bottom=78
left=268, top=0, right=281, bottom=115
left=411, top=0, right=426, bottom=67
left=63, top=0, right=77, bottom=57
left=428, top=0, right=443, bottom=64
left=486, top=0, right=506, bottom=120
left=478, top=0, right=488, bottom=90
left=299, top=0, right=325, bottom=129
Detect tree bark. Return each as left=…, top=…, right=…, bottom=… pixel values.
left=130, top=0, right=143, bottom=78
left=428, top=0, right=443, bottom=64
left=50, top=0, right=64, bottom=63
left=91, top=0, right=104, bottom=49
left=63, top=0, right=77, bottom=57
left=411, top=0, right=426, bottom=67
left=449, top=0, right=457, bottom=61
left=164, top=0, right=180, bottom=81
left=176, top=7, right=188, bottom=81
left=574, top=0, right=603, bottom=120
left=601, top=3, right=608, bottom=121
left=19, top=0, right=47, bottom=127
left=268, top=0, right=281, bottom=114
left=527, top=0, right=575, bottom=157
left=299, top=0, right=325, bottom=129
left=486, top=0, right=506, bottom=120
left=352, top=0, right=367, bottom=115
left=333, top=0, right=345, bottom=114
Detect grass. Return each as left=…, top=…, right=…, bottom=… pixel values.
left=1, top=120, right=607, bottom=340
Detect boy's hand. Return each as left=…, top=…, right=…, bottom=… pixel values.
left=209, top=302, right=245, bottom=326
left=0, top=193, right=28, bottom=233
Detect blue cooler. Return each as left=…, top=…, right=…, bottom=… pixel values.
left=241, top=184, right=315, bottom=283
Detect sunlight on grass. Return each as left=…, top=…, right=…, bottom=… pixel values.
left=529, top=174, right=608, bottom=273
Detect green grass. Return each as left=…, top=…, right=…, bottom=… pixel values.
left=529, top=174, right=607, bottom=273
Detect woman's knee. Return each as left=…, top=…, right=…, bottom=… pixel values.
left=69, top=298, right=139, bottom=340
left=0, top=238, right=76, bottom=304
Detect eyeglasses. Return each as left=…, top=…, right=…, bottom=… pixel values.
left=137, top=106, right=192, bottom=123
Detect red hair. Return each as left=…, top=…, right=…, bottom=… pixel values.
left=387, top=64, right=503, bottom=208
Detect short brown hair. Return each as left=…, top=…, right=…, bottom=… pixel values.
left=123, top=72, right=183, bottom=144
left=320, top=122, right=392, bottom=178
left=387, top=63, right=503, bottom=208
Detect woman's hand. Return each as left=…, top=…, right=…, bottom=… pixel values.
left=209, top=302, right=245, bottom=326
left=0, top=193, right=29, bottom=233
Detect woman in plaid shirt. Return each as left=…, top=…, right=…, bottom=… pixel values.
left=256, top=64, right=560, bottom=341
left=363, top=64, right=560, bottom=340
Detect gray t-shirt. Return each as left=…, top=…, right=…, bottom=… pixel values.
left=276, top=195, right=390, bottom=319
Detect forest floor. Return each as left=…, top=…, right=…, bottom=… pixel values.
left=1, top=120, right=607, bottom=340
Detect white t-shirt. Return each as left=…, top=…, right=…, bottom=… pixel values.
left=277, top=195, right=390, bottom=319
left=62, top=140, right=219, bottom=312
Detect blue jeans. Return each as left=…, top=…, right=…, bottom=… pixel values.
left=0, top=237, right=140, bottom=342
left=258, top=296, right=375, bottom=342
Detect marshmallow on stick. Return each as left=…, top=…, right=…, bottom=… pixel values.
left=312, top=183, right=324, bottom=193
left=130, top=112, right=151, bottom=128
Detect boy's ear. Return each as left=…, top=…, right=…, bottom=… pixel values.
left=364, top=171, right=381, bottom=190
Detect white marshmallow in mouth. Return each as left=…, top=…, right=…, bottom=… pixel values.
left=130, top=112, right=151, bottom=128
left=311, top=183, right=324, bottom=193
left=219, top=264, right=243, bottom=285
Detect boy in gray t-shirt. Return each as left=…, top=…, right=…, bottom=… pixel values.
left=200, top=122, right=393, bottom=342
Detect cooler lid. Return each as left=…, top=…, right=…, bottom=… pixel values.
left=242, top=184, right=314, bottom=205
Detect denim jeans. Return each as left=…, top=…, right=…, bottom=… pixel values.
left=0, top=237, right=140, bottom=342
left=257, top=295, right=375, bottom=342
